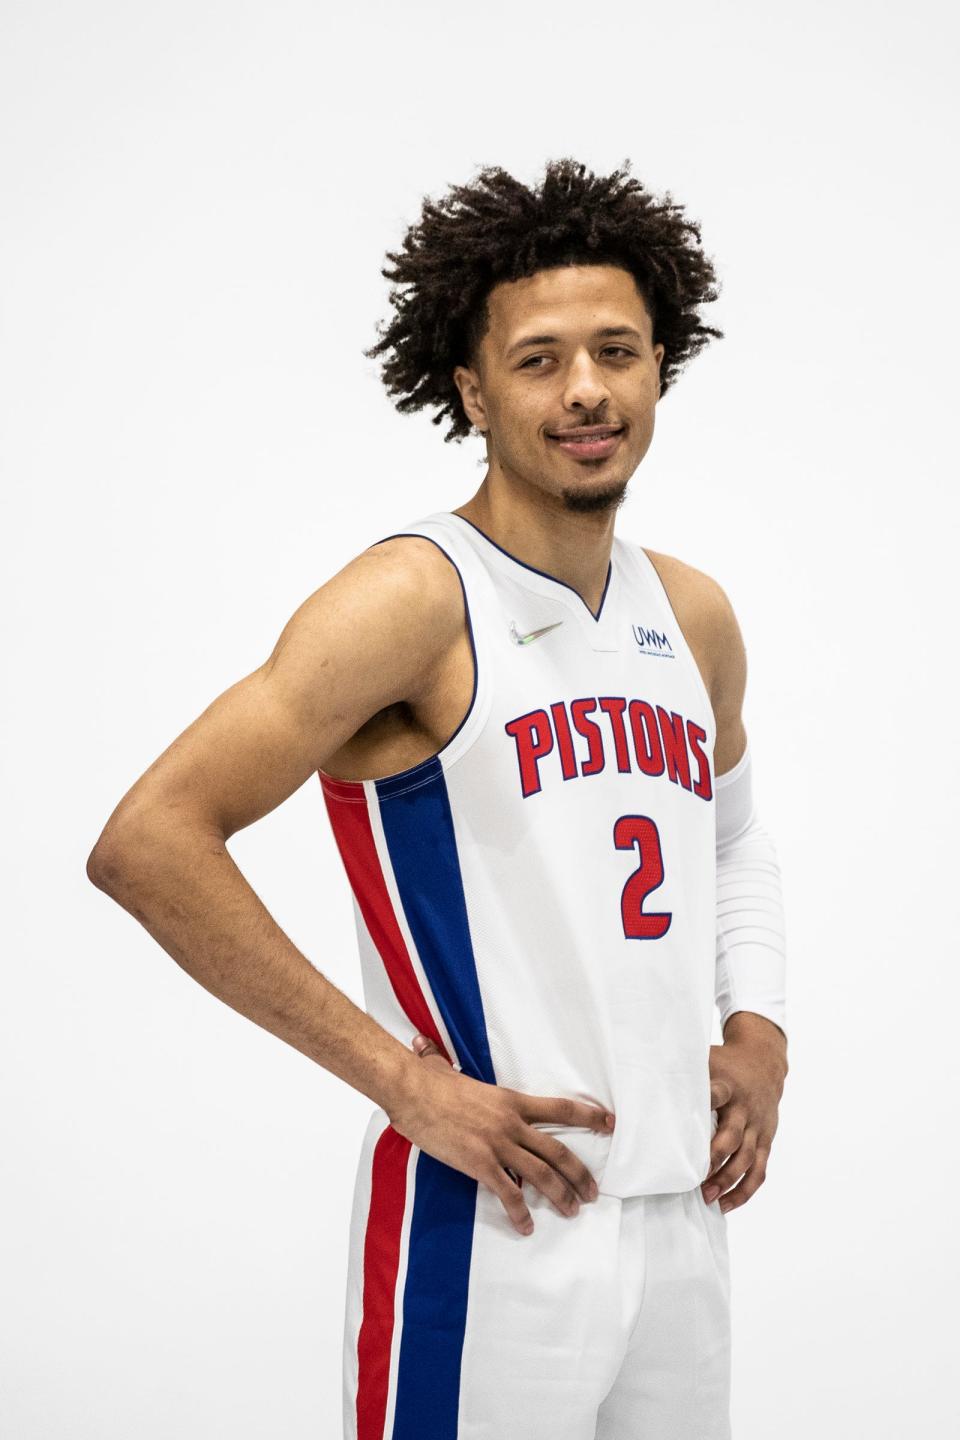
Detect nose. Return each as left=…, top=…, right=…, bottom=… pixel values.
left=561, top=348, right=613, bottom=414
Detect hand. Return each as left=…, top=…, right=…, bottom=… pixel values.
left=394, top=1032, right=615, bottom=1237
left=701, top=1015, right=788, bottom=1214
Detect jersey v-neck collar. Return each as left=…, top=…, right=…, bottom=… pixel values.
left=447, top=512, right=612, bottom=616
left=442, top=512, right=621, bottom=654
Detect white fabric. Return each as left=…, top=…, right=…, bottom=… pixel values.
left=714, top=742, right=788, bottom=1039
left=342, top=1106, right=732, bottom=1440
left=322, top=509, right=723, bottom=1198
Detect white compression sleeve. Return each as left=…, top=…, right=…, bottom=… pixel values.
left=714, top=741, right=788, bottom=1040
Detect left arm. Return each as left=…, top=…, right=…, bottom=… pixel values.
left=699, top=575, right=789, bottom=1212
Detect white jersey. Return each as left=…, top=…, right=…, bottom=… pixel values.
left=320, top=510, right=718, bottom=1196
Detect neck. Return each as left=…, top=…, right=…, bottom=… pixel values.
left=453, top=469, right=618, bottom=616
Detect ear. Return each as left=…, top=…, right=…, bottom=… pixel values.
left=452, top=363, right=489, bottom=434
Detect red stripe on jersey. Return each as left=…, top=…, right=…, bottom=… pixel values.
left=320, top=775, right=450, bottom=1056
left=356, top=1124, right=412, bottom=1440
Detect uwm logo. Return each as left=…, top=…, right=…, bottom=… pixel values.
left=632, top=623, right=673, bottom=656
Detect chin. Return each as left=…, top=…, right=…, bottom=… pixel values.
left=560, top=478, right=630, bottom=515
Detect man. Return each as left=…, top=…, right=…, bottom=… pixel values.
left=88, top=158, right=788, bottom=1439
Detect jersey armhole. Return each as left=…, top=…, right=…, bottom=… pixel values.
left=632, top=543, right=717, bottom=735
left=319, top=527, right=492, bottom=801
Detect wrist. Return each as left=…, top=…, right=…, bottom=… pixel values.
left=382, top=1045, right=430, bottom=1128
left=722, top=1010, right=788, bottom=1070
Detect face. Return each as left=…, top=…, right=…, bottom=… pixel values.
left=453, top=264, right=665, bottom=515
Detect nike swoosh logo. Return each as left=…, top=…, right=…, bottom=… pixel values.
left=509, top=619, right=565, bottom=645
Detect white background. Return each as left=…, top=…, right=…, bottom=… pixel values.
left=3, top=1, right=957, bottom=1435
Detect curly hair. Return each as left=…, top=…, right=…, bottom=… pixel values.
left=363, top=156, right=724, bottom=444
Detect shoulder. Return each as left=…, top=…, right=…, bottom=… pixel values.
left=356, top=532, right=469, bottom=633
left=264, top=531, right=468, bottom=713
left=638, top=546, right=746, bottom=711
left=639, top=546, right=739, bottom=644
left=352, top=531, right=467, bottom=613
left=279, top=531, right=464, bottom=636
left=325, top=531, right=467, bottom=664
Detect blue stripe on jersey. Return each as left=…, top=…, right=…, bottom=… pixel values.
left=376, top=757, right=487, bottom=1437
left=391, top=1153, right=478, bottom=1440
left=376, top=756, right=495, bottom=1085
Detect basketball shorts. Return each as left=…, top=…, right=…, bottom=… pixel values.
left=341, top=1106, right=732, bottom=1439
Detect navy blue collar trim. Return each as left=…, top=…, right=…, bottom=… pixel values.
left=450, top=513, right=613, bottom=623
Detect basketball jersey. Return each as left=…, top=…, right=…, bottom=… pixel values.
left=319, top=510, right=717, bottom=1197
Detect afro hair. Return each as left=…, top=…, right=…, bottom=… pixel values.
left=363, top=156, right=724, bottom=443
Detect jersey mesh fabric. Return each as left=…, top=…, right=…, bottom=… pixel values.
left=320, top=511, right=719, bottom=1198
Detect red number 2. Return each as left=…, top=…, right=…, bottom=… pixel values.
left=613, top=814, right=672, bottom=940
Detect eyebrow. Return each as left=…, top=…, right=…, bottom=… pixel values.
left=506, top=325, right=644, bottom=358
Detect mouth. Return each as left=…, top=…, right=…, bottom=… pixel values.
left=547, top=425, right=625, bottom=461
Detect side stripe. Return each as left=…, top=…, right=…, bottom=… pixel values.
left=321, top=779, right=450, bottom=1057
left=323, top=759, right=490, bottom=1438
left=356, top=1126, right=412, bottom=1440
left=391, top=1154, right=478, bottom=1440
left=373, top=759, right=489, bottom=1436
left=376, top=758, right=495, bottom=1085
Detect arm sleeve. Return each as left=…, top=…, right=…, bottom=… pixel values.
left=714, top=741, right=788, bottom=1040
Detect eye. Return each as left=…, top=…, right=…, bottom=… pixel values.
left=519, top=346, right=635, bottom=369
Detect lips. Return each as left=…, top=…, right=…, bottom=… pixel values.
left=548, top=428, right=625, bottom=461
left=547, top=425, right=624, bottom=439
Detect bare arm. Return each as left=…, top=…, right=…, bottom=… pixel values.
left=88, top=535, right=612, bottom=1235
left=87, top=537, right=464, bottom=1114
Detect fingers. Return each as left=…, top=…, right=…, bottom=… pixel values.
left=486, top=1165, right=535, bottom=1236
left=519, top=1092, right=616, bottom=1136
left=478, top=1133, right=587, bottom=1237
left=703, top=1138, right=770, bottom=1212
left=496, top=1139, right=598, bottom=1228
left=512, top=1095, right=613, bottom=1211
left=705, top=1108, right=746, bottom=1178
left=711, top=1158, right=767, bottom=1213
left=518, top=1126, right=604, bottom=1211
left=486, top=1123, right=605, bottom=1231
left=406, top=1041, right=612, bottom=1232
left=411, top=1034, right=449, bottom=1062
left=410, top=1041, right=616, bottom=1141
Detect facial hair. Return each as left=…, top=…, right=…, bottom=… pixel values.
left=560, top=477, right=630, bottom=515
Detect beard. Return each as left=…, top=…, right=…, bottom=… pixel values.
left=560, top=476, right=630, bottom=514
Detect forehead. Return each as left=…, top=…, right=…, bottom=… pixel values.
left=484, top=264, right=651, bottom=342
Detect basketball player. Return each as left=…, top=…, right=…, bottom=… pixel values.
left=88, top=158, right=788, bottom=1438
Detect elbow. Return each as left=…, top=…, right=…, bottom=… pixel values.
left=87, top=803, right=223, bottom=894
left=86, top=812, right=156, bottom=894
left=86, top=829, right=131, bottom=894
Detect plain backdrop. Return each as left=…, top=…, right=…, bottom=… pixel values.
left=2, top=1, right=958, bottom=1436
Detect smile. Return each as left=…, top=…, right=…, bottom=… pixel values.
left=548, top=429, right=625, bottom=460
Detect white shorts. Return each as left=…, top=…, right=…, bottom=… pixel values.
left=342, top=1107, right=731, bottom=1440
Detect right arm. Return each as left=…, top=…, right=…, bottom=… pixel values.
left=86, top=538, right=459, bottom=1115
left=87, top=537, right=610, bottom=1234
